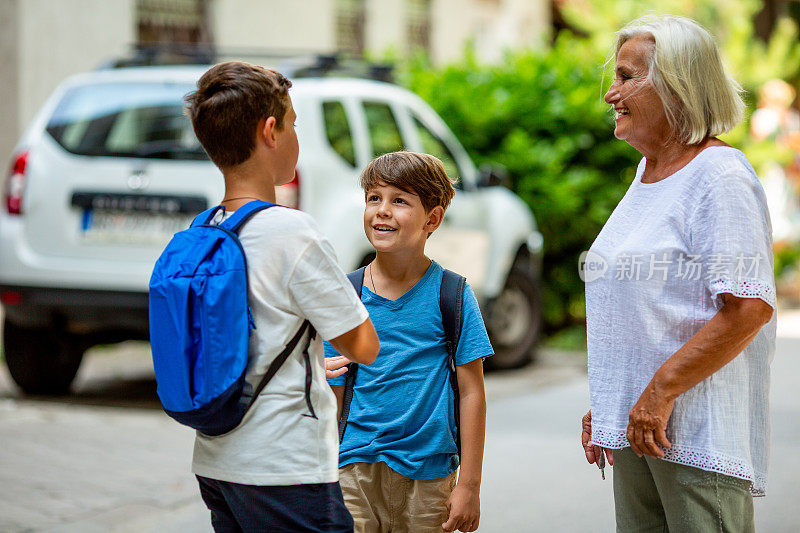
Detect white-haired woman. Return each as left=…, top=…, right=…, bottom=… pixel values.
left=580, top=16, right=776, bottom=531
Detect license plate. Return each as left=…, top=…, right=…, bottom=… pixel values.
left=81, top=210, right=192, bottom=245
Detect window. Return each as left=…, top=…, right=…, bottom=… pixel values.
left=322, top=101, right=356, bottom=167
left=46, top=82, right=206, bottom=160
left=335, top=0, right=366, bottom=56
left=412, top=115, right=461, bottom=185
left=136, top=0, right=211, bottom=45
left=406, top=0, right=431, bottom=53
left=364, top=102, right=405, bottom=157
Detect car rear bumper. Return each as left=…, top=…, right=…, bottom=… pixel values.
left=0, top=285, right=149, bottom=339
left=0, top=213, right=156, bottom=292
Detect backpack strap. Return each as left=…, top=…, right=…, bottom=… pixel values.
left=440, top=268, right=466, bottom=457
left=347, top=267, right=366, bottom=298
left=219, top=200, right=276, bottom=234
left=191, top=200, right=276, bottom=231
left=301, top=323, right=319, bottom=419
left=245, top=319, right=313, bottom=418
left=225, top=200, right=309, bottom=420
left=338, top=267, right=366, bottom=442
left=191, top=206, right=223, bottom=227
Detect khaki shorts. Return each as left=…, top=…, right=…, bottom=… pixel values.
left=339, top=461, right=457, bottom=533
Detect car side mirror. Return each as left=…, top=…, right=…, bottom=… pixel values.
left=477, top=164, right=510, bottom=188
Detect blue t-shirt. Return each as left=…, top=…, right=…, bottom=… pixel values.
left=324, top=261, right=493, bottom=480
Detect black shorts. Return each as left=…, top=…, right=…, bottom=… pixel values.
left=197, top=475, right=354, bottom=532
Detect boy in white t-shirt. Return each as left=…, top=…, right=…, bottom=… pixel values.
left=184, top=61, right=380, bottom=532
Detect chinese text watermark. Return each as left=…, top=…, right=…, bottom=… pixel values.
left=579, top=252, right=763, bottom=283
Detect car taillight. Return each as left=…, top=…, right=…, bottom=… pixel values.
left=275, top=169, right=300, bottom=209
left=0, top=290, right=23, bottom=305
left=5, top=151, right=28, bottom=215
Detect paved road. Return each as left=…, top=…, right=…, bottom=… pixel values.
left=481, top=335, right=800, bottom=532
left=1, top=314, right=798, bottom=532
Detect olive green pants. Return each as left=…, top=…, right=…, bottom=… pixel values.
left=613, top=447, right=754, bottom=533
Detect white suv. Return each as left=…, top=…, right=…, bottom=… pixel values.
left=0, top=63, right=543, bottom=395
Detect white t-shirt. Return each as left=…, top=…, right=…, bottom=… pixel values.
left=191, top=206, right=369, bottom=486
left=585, top=146, right=776, bottom=496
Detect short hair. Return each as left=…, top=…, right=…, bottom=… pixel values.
left=185, top=61, right=292, bottom=169
left=360, top=151, right=455, bottom=212
left=613, top=16, right=745, bottom=144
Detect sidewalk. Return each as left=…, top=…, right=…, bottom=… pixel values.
left=776, top=305, right=800, bottom=338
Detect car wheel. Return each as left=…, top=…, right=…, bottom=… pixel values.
left=484, top=266, right=541, bottom=370
left=3, top=318, right=85, bottom=395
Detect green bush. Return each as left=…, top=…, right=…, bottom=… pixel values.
left=775, top=243, right=800, bottom=279
left=400, top=34, right=641, bottom=329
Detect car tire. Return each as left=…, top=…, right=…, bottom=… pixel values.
left=484, top=265, right=541, bottom=370
left=3, top=318, right=85, bottom=396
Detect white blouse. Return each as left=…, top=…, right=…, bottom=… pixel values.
left=585, top=146, right=776, bottom=496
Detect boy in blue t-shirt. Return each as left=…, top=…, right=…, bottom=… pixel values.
left=325, top=151, right=493, bottom=533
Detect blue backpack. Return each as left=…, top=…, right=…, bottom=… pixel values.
left=149, top=200, right=315, bottom=436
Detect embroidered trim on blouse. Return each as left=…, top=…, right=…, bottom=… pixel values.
left=709, top=277, right=777, bottom=309
left=590, top=425, right=629, bottom=449
left=591, top=426, right=766, bottom=496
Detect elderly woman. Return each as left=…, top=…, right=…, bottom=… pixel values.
left=580, top=16, right=776, bottom=532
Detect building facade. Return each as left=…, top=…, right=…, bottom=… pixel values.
left=0, top=0, right=549, bottom=164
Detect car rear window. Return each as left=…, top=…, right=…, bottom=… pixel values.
left=45, top=82, right=207, bottom=160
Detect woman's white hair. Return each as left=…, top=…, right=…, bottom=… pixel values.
left=614, top=16, right=745, bottom=144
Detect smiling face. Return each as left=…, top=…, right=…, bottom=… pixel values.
left=604, top=35, right=672, bottom=151
left=363, top=182, right=440, bottom=254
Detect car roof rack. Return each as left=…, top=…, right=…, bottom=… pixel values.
left=99, top=43, right=394, bottom=82
left=286, top=55, right=393, bottom=83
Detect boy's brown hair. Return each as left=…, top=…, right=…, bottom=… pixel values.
left=185, top=61, right=292, bottom=169
left=360, top=151, right=455, bottom=212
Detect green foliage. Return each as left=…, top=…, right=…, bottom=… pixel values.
left=400, top=35, right=641, bottom=329
left=775, top=243, right=800, bottom=279
left=558, top=0, right=800, bottom=84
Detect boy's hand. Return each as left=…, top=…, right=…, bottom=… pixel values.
left=325, top=356, right=351, bottom=379
left=441, top=484, right=480, bottom=532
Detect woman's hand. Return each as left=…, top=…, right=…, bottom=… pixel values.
left=325, top=356, right=351, bottom=380
left=581, top=410, right=613, bottom=465
left=626, top=383, right=674, bottom=458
